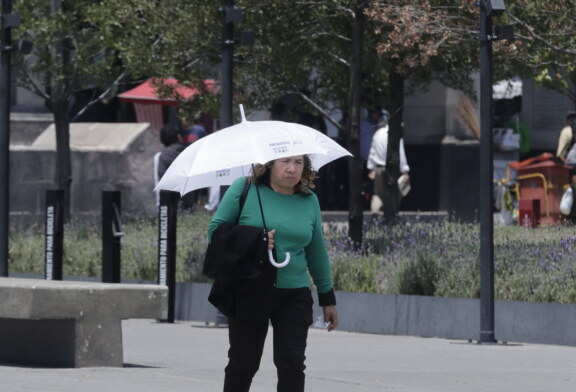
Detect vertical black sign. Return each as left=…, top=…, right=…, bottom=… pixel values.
left=158, top=190, right=179, bottom=323
left=45, top=190, right=64, bottom=280
left=102, top=191, right=122, bottom=283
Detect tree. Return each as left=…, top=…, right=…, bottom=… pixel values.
left=366, top=1, right=480, bottom=218
left=14, top=0, right=129, bottom=219
left=246, top=1, right=375, bottom=245
left=15, top=0, right=495, bottom=239
left=110, top=0, right=388, bottom=246
left=365, top=0, right=576, bottom=196
left=500, top=0, right=576, bottom=104
left=368, top=0, right=576, bottom=102
left=108, top=0, right=476, bottom=243
left=238, top=1, right=390, bottom=245
left=13, top=0, right=221, bottom=219
left=346, top=0, right=368, bottom=247
left=241, top=1, right=395, bottom=245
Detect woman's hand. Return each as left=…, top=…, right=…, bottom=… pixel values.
left=367, top=170, right=376, bottom=180
left=322, top=305, right=339, bottom=332
left=267, top=229, right=275, bottom=250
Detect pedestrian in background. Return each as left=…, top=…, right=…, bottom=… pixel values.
left=178, top=112, right=210, bottom=211
left=360, top=104, right=389, bottom=209
left=556, top=111, right=576, bottom=181
left=556, top=111, right=576, bottom=222
left=154, top=124, right=186, bottom=207
left=366, top=115, right=410, bottom=213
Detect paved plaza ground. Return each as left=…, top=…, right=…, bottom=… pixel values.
left=1, top=319, right=575, bottom=392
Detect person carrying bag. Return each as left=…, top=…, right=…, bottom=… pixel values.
left=204, top=156, right=339, bottom=392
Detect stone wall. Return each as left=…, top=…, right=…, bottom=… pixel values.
left=9, top=123, right=161, bottom=222
left=178, top=282, right=576, bottom=347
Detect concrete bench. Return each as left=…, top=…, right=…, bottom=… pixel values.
left=0, top=277, right=168, bottom=368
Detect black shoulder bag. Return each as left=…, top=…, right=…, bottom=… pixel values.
left=237, top=177, right=251, bottom=223
left=202, top=178, right=251, bottom=279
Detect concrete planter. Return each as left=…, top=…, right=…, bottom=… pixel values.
left=176, top=282, right=576, bottom=346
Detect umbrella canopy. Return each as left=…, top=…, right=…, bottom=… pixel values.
left=118, top=78, right=218, bottom=106
left=155, top=106, right=352, bottom=196
left=155, top=105, right=352, bottom=268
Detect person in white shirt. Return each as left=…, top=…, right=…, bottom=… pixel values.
left=366, top=123, right=410, bottom=213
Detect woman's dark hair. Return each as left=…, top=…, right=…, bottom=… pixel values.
left=160, top=124, right=180, bottom=146
left=252, top=155, right=316, bottom=194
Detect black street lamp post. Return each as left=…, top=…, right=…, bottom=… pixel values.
left=220, top=0, right=240, bottom=129
left=479, top=0, right=496, bottom=344
left=0, top=0, right=18, bottom=277
left=478, top=0, right=513, bottom=344
left=216, top=1, right=253, bottom=326
left=219, top=1, right=253, bottom=129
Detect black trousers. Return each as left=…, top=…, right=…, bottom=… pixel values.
left=223, top=287, right=313, bottom=392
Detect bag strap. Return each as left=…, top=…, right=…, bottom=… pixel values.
left=236, top=177, right=251, bottom=225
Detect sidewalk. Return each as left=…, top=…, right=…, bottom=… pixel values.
left=2, top=319, right=576, bottom=392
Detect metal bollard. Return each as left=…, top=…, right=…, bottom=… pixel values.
left=158, top=190, right=179, bottom=323
left=45, top=190, right=64, bottom=280
left=102, top=191, right=123, bottom=283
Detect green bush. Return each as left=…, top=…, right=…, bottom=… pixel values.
left=396, top=253, right=438, bottom=296
left=8, top=213, right=576, bottom=304
left=325, top=217, right=576, bottom=304
left=331, top=252, right=380, bottom=293
left=9, top=212, right=212, bottom=283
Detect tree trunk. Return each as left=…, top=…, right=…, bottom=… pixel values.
left=346, top=0, right=366, bottom=249
left=49, top=0, right=72, bottom=221
left=53, top=101, right=72, bottom=221
left=382, top=68, right=405, bottom=221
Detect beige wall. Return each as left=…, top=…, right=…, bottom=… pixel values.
left=9, top=123, right=161, bottom=220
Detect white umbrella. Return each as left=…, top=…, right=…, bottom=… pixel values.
left=156, top=107, right=350, bottom=194
left=155, top=105, right=352, bottom=267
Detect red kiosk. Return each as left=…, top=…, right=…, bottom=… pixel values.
left=118, top=78, right=218, bottom=131
left=508, top=153, right=572, bottom=226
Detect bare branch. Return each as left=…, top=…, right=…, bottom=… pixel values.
left=17, top=61, right=51, bottom=101
left=506, top=10, right=576, bottom=57
left=337, top=5, right=355, bottom=19
left=70, top=70, right=126, bottom=122
left=308, top=31, right=352, bottom=43
left=290, top=90, right=343, bottom=131
left=328, top=52, right=350, bottom=67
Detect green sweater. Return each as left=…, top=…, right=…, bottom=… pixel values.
left=208, top=177, right=333, bottom=294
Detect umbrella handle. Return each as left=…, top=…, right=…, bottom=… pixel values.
left=268, top=249, right=290, bottom=268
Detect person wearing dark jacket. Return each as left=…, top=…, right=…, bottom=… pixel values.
left=156, top=124, right=186, bottom=180
left=154, top=125, right=186, bottom=207
left=207, top=155, right=338, bottom=392
left=156, top=124, right=201, bottom=212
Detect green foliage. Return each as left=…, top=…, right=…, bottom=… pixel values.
left=502, top=0, right=576, bottom=102
left=9, top=212, right=212, bottom=283
left=8, top=214, right=576, bottom=305
left=327, top=218, right=576, bottom=304
left=233, top=1, right=371, bottom=111
left=396, top=253, right=438, bottom=296
left=8, top=223, right=45, bottom=275
left=331, top=251, right=381, bottom=293
left=365, top=0, right=576, bottom=102
left=14, top=0, right=123, bottom=100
